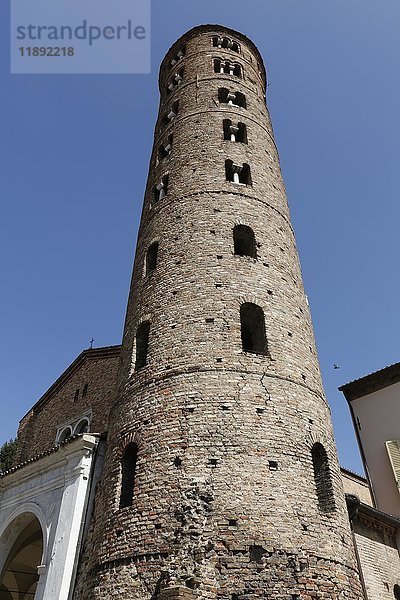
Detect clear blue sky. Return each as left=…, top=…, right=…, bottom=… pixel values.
left=1, top=0, right=400, bottom=474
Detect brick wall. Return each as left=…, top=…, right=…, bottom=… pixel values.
left=74, top=26, right=363, bottom=599
left=354, top=515, right=400, bottom=599
left=341, top=468, right=373, bottom=506
left=15, top=347, right=120, bottom=463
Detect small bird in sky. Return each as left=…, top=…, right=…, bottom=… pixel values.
left=333, top=364, right=340, bottom=370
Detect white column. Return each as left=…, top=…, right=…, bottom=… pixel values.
left=232, top=165, right=242, bottom=184
left=158, top=185, right=166, bottom=200
left=230, top=125, right=239, bottom=142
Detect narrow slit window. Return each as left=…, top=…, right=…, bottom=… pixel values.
left=232, top=63, right=242, bottom=77
left=214, top=58, right=222, bottom=73
left=223, top=119, right=232, bottom=140
left=237, top=122, right=247, bottom=143
left=119, top=443, right=138, bottom=509
left=146, top=242, right=159, bottom=274
left=311, top=443, right=336, bottom=513
left=225, top=159, right=234, bottom=182
left=135, top=321, right=150, bottom=370
left=233, top=225, right=256, bottom=258
left=239, top=163, right=251, bottom=185
left=82, top=383, right=88, bottom=397
left=240, top=303, right=268, bottom=355
left=218, top=88, right=229, bottom=103
left=154, top=174, right=169, bottom=202
left=234, top=92, right=246, bottom=108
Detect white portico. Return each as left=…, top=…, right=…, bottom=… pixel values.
left=0, top=435, right=102, bottom=600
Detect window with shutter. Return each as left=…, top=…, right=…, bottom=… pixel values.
left=385, top=440, right=400, bottom=489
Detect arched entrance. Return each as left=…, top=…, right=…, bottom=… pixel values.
left=0, top=513, right=43, bottom=599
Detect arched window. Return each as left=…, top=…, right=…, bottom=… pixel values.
left=234, top=225, right=256, bottom=258
left=135, top=321, right=150, bottom=370
left=75, top=419, right=89, bottom=435
left=119, top=443, right=138, bottom=508
left=311, top=443, right=336, bottom=512
left=240, top=303, right=268, bottom=355
left=232, top=63, right=242, bottom=77
left=58, top=427, right=72, bottom=444
left=146, top=242, right=159, bottom=274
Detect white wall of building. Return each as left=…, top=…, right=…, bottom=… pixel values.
left=0, top=435, right=99, bottom=600
left=351, top=381, right=400, bottom=517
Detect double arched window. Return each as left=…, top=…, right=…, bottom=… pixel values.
left=223, top=120, right=247, bottom=144
left=225, top=160, right=252, bottom=186
left=214, top=59, right=242, bottom=78
left=56, top=415, right=91, bottom=444
left=218, top=88, right=246, bottom=108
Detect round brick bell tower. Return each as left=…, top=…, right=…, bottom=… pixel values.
left=78, top=25, right=363, bottom=600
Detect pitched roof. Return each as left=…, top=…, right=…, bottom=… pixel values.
left=339, top=361, right=400, bottom=401
left=23, top=345, right=121, bottom=419
left=0, top=433, right=102, bottom=479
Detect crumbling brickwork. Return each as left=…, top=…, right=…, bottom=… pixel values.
left=74, top=25, right=364, bottom=599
